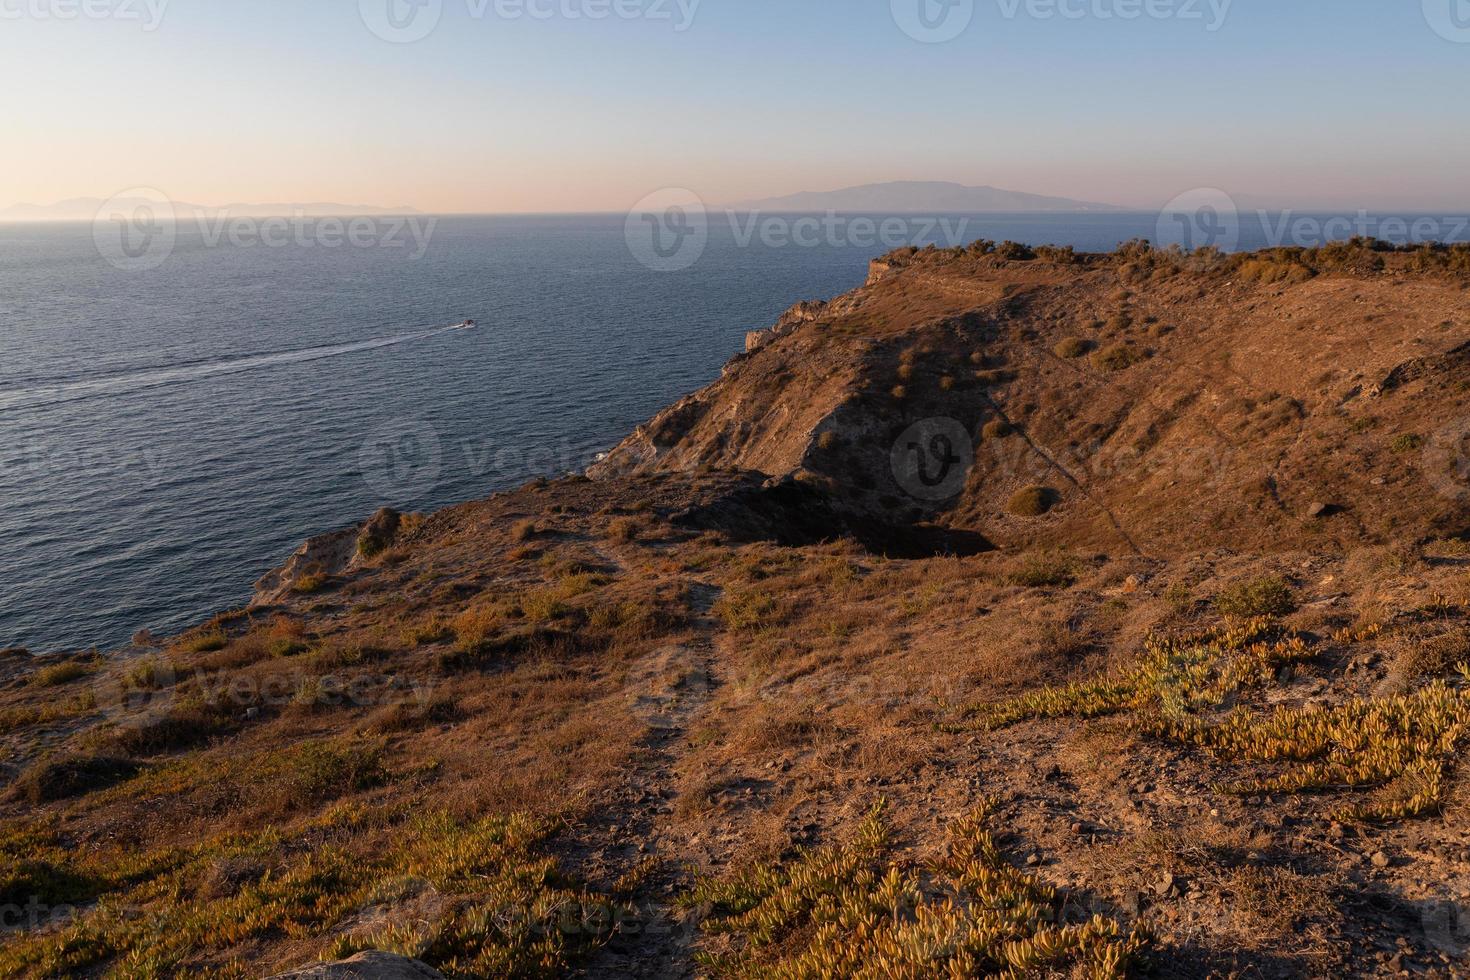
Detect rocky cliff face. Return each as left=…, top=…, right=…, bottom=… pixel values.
left=593, top=241, right=1470, bottom=558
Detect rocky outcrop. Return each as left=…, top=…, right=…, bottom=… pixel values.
left=745, top=299, right=829, bottom=352
left=251, top=525, right=360, bottom=605
left=592, top=243, right=1470, bottom=557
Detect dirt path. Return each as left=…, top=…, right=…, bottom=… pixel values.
left=577, top=581, right=724, bottom=979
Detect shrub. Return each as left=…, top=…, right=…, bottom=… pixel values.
left=451, top=605, right=501, bottom=655
left=1054, top=337, right=1092, bottom=359
left=607, top=517, right=640, bottom=543
left=181, top=628, right=228, bottom=653
left=262, top=738, right=386, bottom=812
left=1215, top=576, right=1297, bottom=618
left=890, top=385, right=908, bottom=400
left=510, top=519, right=539, bottom=543
left=518, top=588, right=569, bottom=623
left=1164, top=581, right=1194, bottom=612
left=1008, top=551, right=1077, bottom=588
left=355, top=507, right=402, bottom=559
left=1008, top=485, right=1058, bottom=517
left=403, top=615, right=453, bottom=647
left=292, top=571, right=328, bottom=595
left=101, top=706, right=232, bottom=756
left=982, top=418, right=1013, bottom=439
left=1390, top=433, right=1423, bottom=454
left=1091, top=343, right=1147, bottom=372
left=974, top=369, right=1017, bottom=386
left=13, top=754, right=140, bottom=804
left=714, top=589, right=780, bottom=630
left=29, top=659, right=91, bottom=688
left=994, top=240, right=1036, bottom=260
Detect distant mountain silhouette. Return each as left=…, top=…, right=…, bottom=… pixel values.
left=0, top=198, right=421, bottom=221
left=737, top=181, right=1121, bottom=213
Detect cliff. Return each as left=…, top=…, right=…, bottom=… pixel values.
left=2, top=239, right=1470, bottom=978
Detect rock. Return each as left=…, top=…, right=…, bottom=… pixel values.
left=264, top=951, right=446, bottom=980
left=356, top=507, right=402, bottom=558
left=745, top=299, right=827, bottom=352
left=1122, top=575, right=1141, bottom=594
left=251, top=524, right=359, bottom=605
left=1307, top=501, right=1330, bottom=518
left=1155, top=872, right=1176, bottom=896
left=1372, top=851, right=1391, bottom=869
left=0, top=647, right=28, bottom=659
left=1025, top=852, right=1042, bottom=866
left=1070, top=821, right=1086, bottom=835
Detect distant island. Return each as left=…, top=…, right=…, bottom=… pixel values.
left=0, top=198, right=422, bottom=222
left=736, top=180, right=1122, bottom=213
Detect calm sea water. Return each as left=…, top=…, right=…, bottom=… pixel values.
left=2, top=212, right=1463, bottom=651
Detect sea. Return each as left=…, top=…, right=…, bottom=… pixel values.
left=2, top=210, right=1465, bottom=652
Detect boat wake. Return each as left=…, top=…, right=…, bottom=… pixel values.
left=1, top=323, right=475, bottom=413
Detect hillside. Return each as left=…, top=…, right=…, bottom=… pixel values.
left=3, top=239, right=1470, bottom=978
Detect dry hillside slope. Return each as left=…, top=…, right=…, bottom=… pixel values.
left=1, top=239, right=1469, bottom=979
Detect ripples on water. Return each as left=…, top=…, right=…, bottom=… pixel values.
left=3, top=212, right=1458, bottom=650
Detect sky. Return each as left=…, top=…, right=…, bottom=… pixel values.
left=3, top=0, right=1468, bottom=213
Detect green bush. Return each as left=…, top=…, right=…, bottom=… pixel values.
left=1008, top=486, right=1058, bottom=517
left=1215, top=576, right=1297, bottom=618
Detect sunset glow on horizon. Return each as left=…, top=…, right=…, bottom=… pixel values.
left=5, top=0, right=1469, bottom=214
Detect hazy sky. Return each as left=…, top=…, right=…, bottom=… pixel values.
left=4, top=0, right=1468, bottom=212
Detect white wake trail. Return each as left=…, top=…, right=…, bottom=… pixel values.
left=1, top=324, right=470, bottom=413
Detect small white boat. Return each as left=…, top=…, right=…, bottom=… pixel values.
left=453, top=319, right=478, bottom=329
